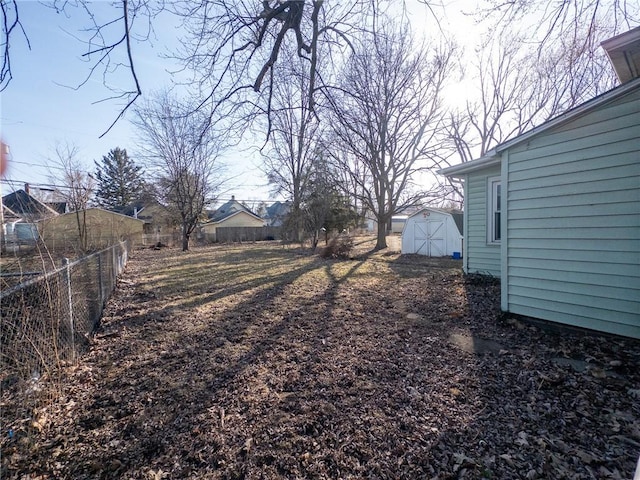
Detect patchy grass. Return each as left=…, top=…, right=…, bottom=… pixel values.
left=2, top=238, right=639, bottom=479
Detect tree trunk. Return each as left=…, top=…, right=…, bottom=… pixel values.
left=375, top=224, right=387, bottom=250
left=182, top=232, right=190, bottom=251
left=75, top=210, right=88, bottom=252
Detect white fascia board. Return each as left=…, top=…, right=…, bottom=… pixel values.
left=437, top=152, right=501, bottom=178
left=601, top=26, right=640, bottom=51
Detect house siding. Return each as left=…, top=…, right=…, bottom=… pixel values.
left=218, top=213, right=264, bottom=228
left=505, top=88, right=640, bottom=337
left=465, top=165, right=501, bottom=276
left=201, top=211, right=265, bottom=242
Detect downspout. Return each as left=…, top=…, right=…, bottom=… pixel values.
left=500, top=150, right=509, bottom=313
left=463, top=174, right=469, bottom=273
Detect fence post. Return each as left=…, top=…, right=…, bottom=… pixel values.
left=62, top=258, right=75, bottom=362
left=98, top=252, right=104, bottom=311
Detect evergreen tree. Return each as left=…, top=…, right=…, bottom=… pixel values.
left=301, top=154, right=358, bottom=249
left=94, top=147, right=145, bottom=211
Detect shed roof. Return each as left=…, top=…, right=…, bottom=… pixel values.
left=407, top=207, right=464, bottom=236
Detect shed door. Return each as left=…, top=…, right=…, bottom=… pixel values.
left=414, top=220, right=446, bottom=256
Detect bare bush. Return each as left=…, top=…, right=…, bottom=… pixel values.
left=319, top=234, right=354, bottom=259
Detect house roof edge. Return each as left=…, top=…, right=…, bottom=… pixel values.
left=203, top=209, right=264, bottom=226
left=493, top=77, right=640, bottom=154
left=439, top=77, right=640, bottom=178
left=438, top=153, right=500, bottom=177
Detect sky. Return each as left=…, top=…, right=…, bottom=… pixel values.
left=0, top=2, right=275, bottom=205
left=0, top=1, right=478, bottom=207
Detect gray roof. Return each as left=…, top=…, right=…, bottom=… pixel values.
left=2, top=189, right=59, bottom=219
left=264, top=201, right=290, bottom=226
left=208, top=198, right=260, bottom=223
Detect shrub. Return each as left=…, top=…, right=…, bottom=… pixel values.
left=320, top=234, right=354, bottom=259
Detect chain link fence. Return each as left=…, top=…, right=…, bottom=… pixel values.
left=0, top=241, right=131, bottom=431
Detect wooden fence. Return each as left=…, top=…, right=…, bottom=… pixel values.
left=205, top=226, right=282, bottom=243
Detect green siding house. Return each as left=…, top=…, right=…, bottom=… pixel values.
left=440, top=30, right=640, bottom=339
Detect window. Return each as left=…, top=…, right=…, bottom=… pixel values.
left=488, top=177, right=501, bottom=244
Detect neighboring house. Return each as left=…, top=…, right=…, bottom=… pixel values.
left=2, top=188, right=60, bottom=222
left=264, top=201, right=291, bottom=227
left=38, top=208, right=144, bottom=250
left=29, top=185, right=69, bottom=214
left=401, top=208, right=463, bottom=257
left=439, top=28, right=640, bottom=339
left=2, top=188, right=60, bottom=247
left=45, top=201, right=69, bottom=214
left=201, top=196, right=265, bottom=242
left=2, top=204, right=20, bottom=223
left=117, top=200, right=175, bottom=236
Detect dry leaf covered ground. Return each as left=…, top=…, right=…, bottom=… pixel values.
left=2, top=238, right=640, bottom=479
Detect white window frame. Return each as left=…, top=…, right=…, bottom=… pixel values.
left=487, top=176, right=501, bottom=244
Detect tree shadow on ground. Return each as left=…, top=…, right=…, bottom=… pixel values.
left=4, top=244, right=640, bottom=479
left=39, top=246, right=375, bottom=478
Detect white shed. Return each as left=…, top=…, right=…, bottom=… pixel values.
left=401, top=208, right=463, bottom=257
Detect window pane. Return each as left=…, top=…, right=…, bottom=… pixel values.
left=488, top=178, right=501, bottom=244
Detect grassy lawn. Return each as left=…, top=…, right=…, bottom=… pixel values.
left=2, top=238, right=639, bottom=479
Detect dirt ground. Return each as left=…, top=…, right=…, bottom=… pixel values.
left=2, top=238, right=640, bottom=479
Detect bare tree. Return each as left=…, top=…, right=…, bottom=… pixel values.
left=172, top=0, right=385, bottom=138
left=9, top=1, right=632, bottom=140
left=259, top=52, right=357, bottom=248
left=1, top=1, right=430, bottom=137
left=2, top=1, right=161, bottom=134
left=260, top=51, right=324, bottom=241
left=50, top=142, right=95, bottom=251
left=1, top=0, right=26, bottom=91
left=474, top=0, right=639, bottom=49
left=440, top=23, right=622, bottom=201
left=133, top=91, right=226, bottom=251
left=325, top=23, right=452, bottom=250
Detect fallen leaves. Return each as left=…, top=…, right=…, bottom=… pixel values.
left=1, top=241, right=639, bottom=479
